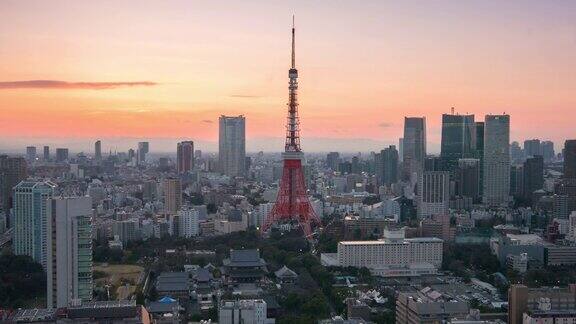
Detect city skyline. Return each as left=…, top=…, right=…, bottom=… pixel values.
left=1, top=1, right=576, bottom=153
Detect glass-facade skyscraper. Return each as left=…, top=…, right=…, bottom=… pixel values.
left=219, top=115, right=246, bottom=177
left=440, top=113, right=476, bottom=169
left=13, top=180, right=56, bottom=268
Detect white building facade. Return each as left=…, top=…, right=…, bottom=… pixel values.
left=46, top=197, right=93, bottom=308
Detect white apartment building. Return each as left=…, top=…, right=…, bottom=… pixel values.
left=178, top=208, right=199, bottom=238
left=219, top=299, right=267, bottom=324
left=335, top=228, right=443, bottom=277
left=46, top=196, right=93, bottom=308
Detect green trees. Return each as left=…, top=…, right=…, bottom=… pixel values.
left=0, top=253, right=46, bottom=308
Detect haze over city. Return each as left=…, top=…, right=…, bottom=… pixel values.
left=1, top=0, right=576, bottom=153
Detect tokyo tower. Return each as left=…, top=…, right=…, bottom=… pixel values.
left=262, top=17, right=321, bottom=237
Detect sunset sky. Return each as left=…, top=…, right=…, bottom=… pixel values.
left=1, top=0, right=575, bottom=153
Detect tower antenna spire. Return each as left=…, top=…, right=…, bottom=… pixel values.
left=291, top=15, right=295, bottom=69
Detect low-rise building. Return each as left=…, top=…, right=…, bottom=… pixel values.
left=330, top=228, right=443, bottom=277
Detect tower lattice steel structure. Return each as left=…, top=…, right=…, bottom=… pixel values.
left=262, top=17, right=321, bottom=237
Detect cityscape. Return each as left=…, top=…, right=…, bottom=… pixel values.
left=1, top=1, right=576, bottom=324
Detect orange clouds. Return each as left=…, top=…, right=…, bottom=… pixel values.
left=0, top=80, right=158, bottom=90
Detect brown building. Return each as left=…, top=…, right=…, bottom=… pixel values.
left=508, top=284, right=576, bottom=324
left=343, top=215, right=395, bottom=239
left=0, top=155, right=27, bottom=212
left=419, top=214, right=456, bottom=241
left=163, top=177, right=182, bottom=214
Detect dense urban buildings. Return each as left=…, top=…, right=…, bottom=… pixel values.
left=219, top=115, right=246, bottom=177
left=2, top=9, right=576, bottom=324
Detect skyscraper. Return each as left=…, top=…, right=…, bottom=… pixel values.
left=417, top=171, right=450, bottom=218
left=564, top=140, right=576, bottom=179
left=455, top=158, right=480, bottom=202
left=177, top=141, right=194, bottom=174
left=379, top=145, right=399, bottom=186
left=43, top=146, right=50, bottom=161
left=440, top=113, right=476, bottom=168
left=522, top=155, right=544, bottom=201
left=541, top=141, right=555, bottom=162
left=219, top=115, right=246, bottom=177
left=55, top=148, right=69, bottom=163
left=475, top=122, right=485, bottom=191
left=483, top=114, right=510, bottom=206
left=26, top=146, right=37, bottom=161
left=524, top=139, right=541, bottom=158
left=403, top=117, right=426, bottom=180
left=326, top=152, right=340, bottom=171
left=137, top=142, right=149, bottom=165
left=94, top=140, right=102, bottom=162
left=13, top=180, right=56, bottom=268
left=0, top=155, right=27, bottom=212
left=46, top=196, right=93, bottom=308
left=163, top=177, right=182, bottom=214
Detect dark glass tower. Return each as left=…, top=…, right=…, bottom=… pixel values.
left=440, top=114, right=476, bottom=169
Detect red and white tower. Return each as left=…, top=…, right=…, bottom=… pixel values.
left=262, top=17, right=321, bottom=237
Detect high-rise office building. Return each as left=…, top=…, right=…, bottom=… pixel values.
left=398, top=138, right=404, bottom=162
left=475, top=121, right=485, bottom=195
left=523, top=155, right=544, bottom=201
left=417, top=171, right=450, bottom=218
left=43, top=146, right=50, bottom=161
left=0, top=155, right=27, bottom=212
left=326, top=152, right=340, bottom=171
left=177, top=141, right=194, bottom=174
left=26, top=146, right=37, bottom=161
left=524, top=139, right=541, bottom=158
left=483, top=114, right=510, bottom=206
left=541, top=141, right=555, bottom=162
left=55, top=148, right=69, bottom=163
left=403, top=117, right=426, bottom=180
left=94, top=140, right=102, bottom=162
left=13, top=180, right=56, bottom=268
left=510, top=165, right=524, bottom=200
left=219, top=115, right=246, bottom=177
left=46, top=196, right=93, bottom=308
left=564, top=140, right=576, bottom=179
left=163, top=177, right=182, bottom=214
left=377, top=146, right=399, bottom=186
left=510, top=141, right=523, bottom=163
left=440, top=113, right=476, bottom=168
left=137, top=142, right=149, bottom=165
left=455, top=158, right=480, bottom=202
